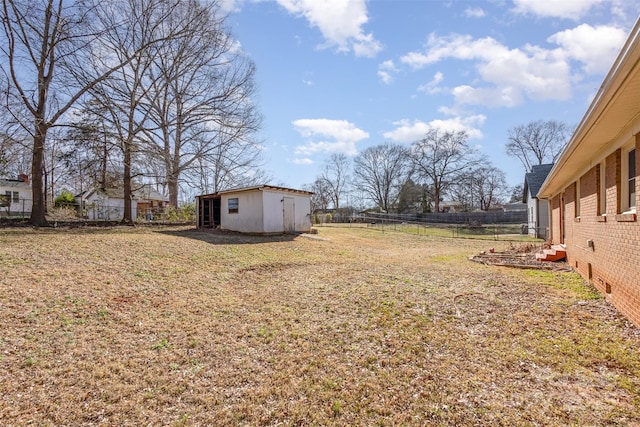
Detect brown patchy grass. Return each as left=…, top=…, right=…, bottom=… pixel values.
left=1, top=225, right=639, bottom=426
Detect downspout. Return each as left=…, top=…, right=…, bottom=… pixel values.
left=535, top=197, right=540, bottom=239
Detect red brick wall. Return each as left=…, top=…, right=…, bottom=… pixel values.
left=550, top=195, right=561, bottom=243
left=555, top=139, right=640, bottom=327
left=606, top=149, right=621, bottom=214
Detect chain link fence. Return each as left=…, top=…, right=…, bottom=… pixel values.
left=314, top=214, right=542, bottom=242
left=0, top=197, right=31, bottom=218
left=1, top=199, right=195, bottom=224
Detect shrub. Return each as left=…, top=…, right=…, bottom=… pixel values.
left=54, top=190, right=77, bottom=208
left=160, top=204, right=196, bottom=222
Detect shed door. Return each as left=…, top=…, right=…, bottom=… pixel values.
left=283, top=197, right=295, bottom=232
left=212, top=198, right=221, bottom=227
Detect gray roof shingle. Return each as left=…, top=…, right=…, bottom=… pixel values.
left=523, top=163, right=554, bottom=201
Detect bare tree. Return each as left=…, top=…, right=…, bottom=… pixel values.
left=353, top=143, right=411, bottom=212
left=42, top=129, right=67, bottom=208
left=0, top=132, right=30, bottom=178
left=141, top=0, right=262, bottom=207
left=510, top=184, right=524, bottom=203
left=60, top=103, right=121, bottom=192
left=80, top=0, right=196, bottom=223
left=304, top=177, right=331, bottom=213
left=320, top=153, right=350, bottom=209
left=506, top=120, right=571, bottom=172
left=1, top=0, right=86, bottom=225
left=0, top=0, right=187, bottom=226
left=195, top=135, right=268, bottom=194
left=471, top=164, right=509, bottom=211
left=409, top=129, right=478, bottom=213
left=451, top=162, right=509, bottom=211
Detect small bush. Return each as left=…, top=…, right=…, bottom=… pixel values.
left=159, top=204, right=196, bottom=222
left=54, top=190, right=77, bottom=208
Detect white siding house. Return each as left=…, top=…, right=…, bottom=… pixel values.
left=0, top=175, right=31, bottom=216
left=523, top=164, right=553, bottom=239
left=197, top=185, right=313, bottom=234
left=77, top=185, right=169, bottom=221
left=78, top=188, right=138, bottom=220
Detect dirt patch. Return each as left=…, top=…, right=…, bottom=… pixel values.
left=469, top=242, right=571, bottom=271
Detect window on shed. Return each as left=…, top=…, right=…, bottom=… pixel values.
left=228, top=197, right=239, bottom=213
left=12, top=191, right=19, bottom=202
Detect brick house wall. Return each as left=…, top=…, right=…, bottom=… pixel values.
left=540, top=21, right=640, bottom=327
left=550, top=136, right=639, bottom=326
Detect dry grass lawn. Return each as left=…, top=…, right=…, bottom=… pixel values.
left=1, top=224, right=639, bottom=426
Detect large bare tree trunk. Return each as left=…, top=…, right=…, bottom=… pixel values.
left=167, top=174, right=179, bottom=208
left=30, top=123, right=48, bottom=226
left=121, top=145, right=134, bottom=224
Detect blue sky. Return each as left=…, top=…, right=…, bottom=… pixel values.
left=222, top=0, right=639, bottom=191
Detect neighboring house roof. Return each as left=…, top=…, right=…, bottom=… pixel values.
left=0, top=179, right=30, bottom=189
left=539, top=18, right=640, bottom=198
left=80, top=188, right=137, bottom=200
left=523, top=163, right=554, bottom=202
left=134, top=185, right=168, bottom=202
left=198, top=184, right=313, bottom=199
left=77, top=185, right=168, bottom=202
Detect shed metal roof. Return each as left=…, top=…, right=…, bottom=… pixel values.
left=197, top=184, right=313, bottom=199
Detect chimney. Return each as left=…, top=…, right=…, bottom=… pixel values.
left=18, top=174, right=29, bottom=185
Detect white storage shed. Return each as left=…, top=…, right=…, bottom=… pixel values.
left=196, top=185, right=313, bottom=234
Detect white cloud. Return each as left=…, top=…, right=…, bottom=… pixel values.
left=400, top=33, right=573, bottom=107
left=383, top=115, right=486, bottom=143
left=548, top=24, right=627, bottom=74
left=277, top=0, right=382, bottom=57
left=293, top=157, right=314, bottom=165
left=464, top=7, right=485, bottom=18
left=377, top=60, right=398, bottom=84
left=452, top=85, right=523, bottom=108
left=216, top=0, right=242, bottom=13
left=293, top=118, right=369, bottom=156
left=512, top=0, right=605, bottom=19
left=418, top=71, right=445, bottom=94
left=401, top=34, right=507, bottom=68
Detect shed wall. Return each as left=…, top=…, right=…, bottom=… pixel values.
left=261, top=190, right=312, bottom=233
left=220, top=190, right=264, bottom=233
